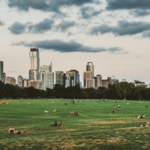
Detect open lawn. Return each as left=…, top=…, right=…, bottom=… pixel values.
left=0, top=99, right=150, bottom=150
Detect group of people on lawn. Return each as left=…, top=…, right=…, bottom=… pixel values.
left=8, top=126, right=25, bottom=134
left=8, top=122, right=63, bottom=134
left=140, top=118, right=150, bottom=127
left=138, top=114, right=145, bottom=119
left=52, top=121, right=63, bottom=126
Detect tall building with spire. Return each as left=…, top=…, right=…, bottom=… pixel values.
left=29, top=48, right=40, bottom=80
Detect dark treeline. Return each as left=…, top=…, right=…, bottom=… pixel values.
left=0, top=80, right=150, bottom=100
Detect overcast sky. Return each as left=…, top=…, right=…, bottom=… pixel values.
left=0, top=0, right=150, bottom=85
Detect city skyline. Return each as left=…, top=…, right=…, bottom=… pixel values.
left=0, top=0, right=150, bottom=84
left=0, top=47, right=120, bottom=90
left=1, top=47, right=149, bottom=86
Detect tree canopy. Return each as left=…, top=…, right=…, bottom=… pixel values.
left=0, top=81, right=150, bottom=100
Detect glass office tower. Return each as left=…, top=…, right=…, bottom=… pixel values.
left=86, top=62, right=94, bottom=78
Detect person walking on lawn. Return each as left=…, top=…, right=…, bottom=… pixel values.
left=112, top=108, right=115, bottom=113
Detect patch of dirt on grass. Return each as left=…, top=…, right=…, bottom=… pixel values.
left=107, top=136, right=122, bottom=143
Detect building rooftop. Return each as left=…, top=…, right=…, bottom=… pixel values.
left=30, top=48, right=39, bottom=52
left=69, top=70, right=79, bottom=73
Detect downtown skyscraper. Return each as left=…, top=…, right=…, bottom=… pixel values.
left=40, top=63, right=52, bottom=72
left=86, top=62, right=94, bottom=78
left=29, top=48, right=40, bottom=80
left=55, top=71, right=65, bottom=86
left=40, top=63, right=54, bottom=90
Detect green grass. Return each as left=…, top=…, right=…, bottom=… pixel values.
left=0, top=99, right=150, bottom=150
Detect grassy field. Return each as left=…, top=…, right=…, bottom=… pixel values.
left=0, top=99, right=150, bottom=150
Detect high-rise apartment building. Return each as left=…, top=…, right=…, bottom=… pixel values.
left=18, top=76, right=24, bottom=87
left=65, top=70, right=80, bottom=87
left=55, top=71, right=65, bottom=86
left=102, top=77, right=112, bottom=88
left=86, top=79, right=95, bottom=88
left=97, top=75, right=102, bottom=88
left=40, top=63, right=52, bottom=72
left=83, top=71, right=92, bottom=87
left=40, top=72, right=54, bottom=90
left=86, top=62, right=94, bottom=78
left=28, top=80, right=43, bottom=90
left=23, top=79, right=29, bottom=88
left=29, top=48, right=40, bottom=80
left=3, top=73, right=6, bottom=83
left=18, top=76, right=29, bottom=88
left=5, top=77, right=16, bottom=85
left=108, top=77, right=112, bottom=84
left=0, top=61, right=4, bottom=82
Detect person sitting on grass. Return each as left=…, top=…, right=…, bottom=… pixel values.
left=146, top=122, right=150, bottom=127
left=54, top=121, right=58, bottom=126
left=8, top=126, right=14, bottom=134
left=58, top=122, right=63, bottom=126
left=142, top=114, right=145, bottom=119
left=138, top=115, right=141, bottom=119
left=74, top=112, right=79, bottom=116
left=140, top=115, right=144, bottom=119
left=53, top=109, right=57, bottom=112
left=51, top=121, right=58, bottom=126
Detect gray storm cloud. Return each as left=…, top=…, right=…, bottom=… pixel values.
left=56, top=20, right=76, bottom=32
left=8, top=18, right=77, bottom=35
left=90, top=21, right=150, bottom=36
left=7, top=0, right=97, bottom=13
left=28, top=18, right=54, bottom=34
left=8, top=18, right=54, bottom=34
left=130, top=9, right=150, bottom=17
left=8, top=22, right=26, bottom=34
left=106, top=0, right=150, bottom=10
left=12, top=39, right=123, bottom=53
left=80, top=6, right=101, bottom=19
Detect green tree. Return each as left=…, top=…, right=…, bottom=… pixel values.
left=134, top=80, right=147, bottom=100
left=0, top=81, right=6, bottom=98
left=115, top=82, right=134, bottom=100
